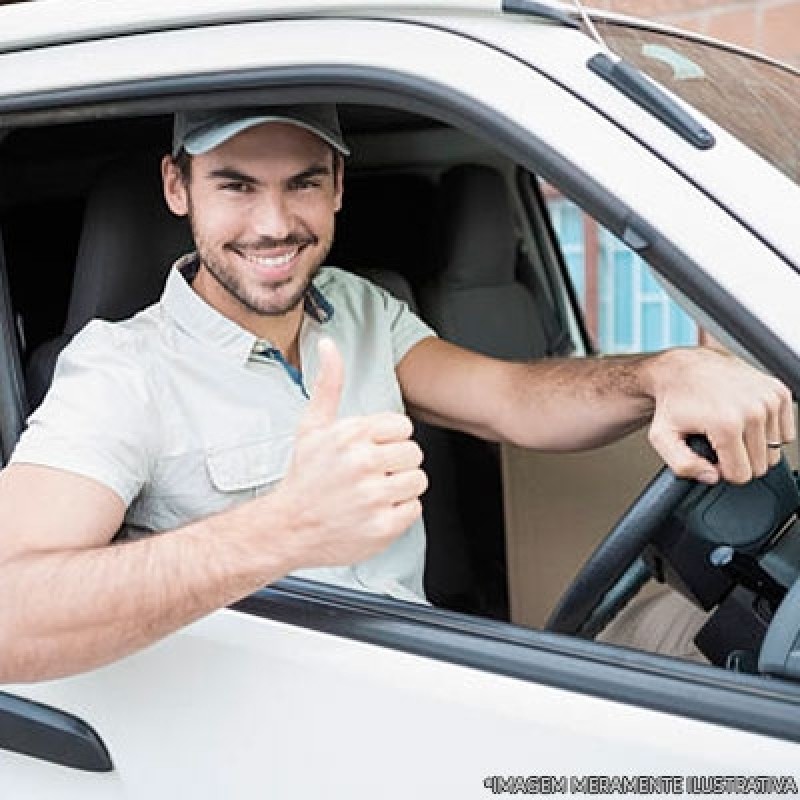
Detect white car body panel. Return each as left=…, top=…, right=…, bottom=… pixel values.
left=4, top=610, right=798, bottom=799
left=1, top=4, right=800, bottom=794
left=0, top=0, right=508, bottom=52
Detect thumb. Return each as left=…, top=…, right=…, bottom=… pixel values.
left=299, top=337, right=344, bottom=432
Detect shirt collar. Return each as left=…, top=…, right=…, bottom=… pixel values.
left=161, top=252, right=334, bottom=364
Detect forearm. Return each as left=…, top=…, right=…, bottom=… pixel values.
left=402, top=337, right=794, bottom=483
left=0, top=501, right=288, bottom=682
left=492, top=351, right=662, bottom=450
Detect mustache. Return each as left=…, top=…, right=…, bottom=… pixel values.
left=230, top=233, right=318, bottom=250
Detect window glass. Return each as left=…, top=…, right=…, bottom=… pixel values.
left=595, top=20, right=800, bottom=188
left=543, top=186, right=698, bottom=354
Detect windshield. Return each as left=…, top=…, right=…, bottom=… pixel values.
left=594, top=21, right=800, bottom=188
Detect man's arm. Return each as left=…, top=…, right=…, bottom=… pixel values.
left=0, top=340, right=426, bottom=682
left=396, top=337, right=795, bottom=485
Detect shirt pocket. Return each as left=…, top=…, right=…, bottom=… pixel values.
left=205, top=434, right=293, bottom=494
left=130, top=434, right=295, bottom=532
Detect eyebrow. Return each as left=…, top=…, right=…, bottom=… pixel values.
left=207, top=167, right=259, bottom=184
left=206, top=163, right=332, bottom=186
left=291, top=164, right=332, bottom=182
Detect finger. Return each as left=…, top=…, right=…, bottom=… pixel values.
left=742, top=408, right=770, bottom=476
left=389, top=497, right=424, bottom=532
left=649, top=425, right=720, bottom=484
left=778, top=385, right=796, bottom=445
left=709, top=425, right=752, bottom=484
left=364, top=412, right=414, bottom=444
left=379, top=467, right=429, bottom=505
left=298, top=338, right=343, bottom=433
left=765, top=400, right=784, bottom=468
left=378, top=440, right=424, bottom=474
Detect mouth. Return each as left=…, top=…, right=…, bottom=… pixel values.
left=233, top=244, right=309, bottom=280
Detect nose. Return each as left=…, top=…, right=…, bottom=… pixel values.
left=250, top=188, right=293, bottom=241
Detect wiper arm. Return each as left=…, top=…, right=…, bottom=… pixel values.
left=588, top=52, right=716, bottom=150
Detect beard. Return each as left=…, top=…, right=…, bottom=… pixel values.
left=187, top=207, right=331, bottom=317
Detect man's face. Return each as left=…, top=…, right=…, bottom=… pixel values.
left=162, top=122, right=343, bottom=323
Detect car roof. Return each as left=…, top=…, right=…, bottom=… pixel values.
left=0, top=0, right=578, bottom=54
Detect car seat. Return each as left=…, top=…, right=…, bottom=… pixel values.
left=417, top=165, right=574, bottom=617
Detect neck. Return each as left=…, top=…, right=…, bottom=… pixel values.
left=191, top=264, right=305, bottom=363
left=252, top=311, right=304, bottom=365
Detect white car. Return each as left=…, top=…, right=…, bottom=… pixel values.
left=2, top=1, right=800, bottom=797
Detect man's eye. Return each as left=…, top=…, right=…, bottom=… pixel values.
left=220, top=182, right=252, bottom=193
left=292, top=179, right=322, bottom=190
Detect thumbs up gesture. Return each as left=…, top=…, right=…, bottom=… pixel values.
left=271, top=338, right=427, bottom=570
left=297, top=337, right=345, bottom=434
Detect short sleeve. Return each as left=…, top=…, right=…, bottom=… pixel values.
left=10, top=320, right=155, bottom=505
left=383, top=292, right=437, bottom=365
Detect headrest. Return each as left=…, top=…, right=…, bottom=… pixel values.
left=65, top=155, right=192, bottom=334
left=328, top=173, right=437, bottom=286
left=436, top=165, right=518, bottom=288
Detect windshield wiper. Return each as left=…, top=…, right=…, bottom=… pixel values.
left=588, top=52, right=716, bottom=150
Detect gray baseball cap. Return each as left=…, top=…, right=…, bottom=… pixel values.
left=172, top=103, right=350, bottom=157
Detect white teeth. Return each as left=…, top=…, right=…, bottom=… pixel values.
left=243, top=249, right=298, bottom=267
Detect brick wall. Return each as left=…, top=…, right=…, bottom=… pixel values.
left=591, top=0, right=800, bottom=65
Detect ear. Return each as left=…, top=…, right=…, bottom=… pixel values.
left=161, top=154, right=189, bottom=217
left=332, top=153, right=344, bottom=214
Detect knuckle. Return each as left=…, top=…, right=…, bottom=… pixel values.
left=771, top=378, right=790, bottom=399
left=744, top=404, right=767, bottom=427
left=349, top=443, right=378, bottom=475
left=399, top=500, right=423, bottom=529
left=397, top=413, right=414, bottom=434
left=333, top=417, right=362, bottom=443
left=714, top=414, right=744, bottom=439
left=764, top=393, right=782, bottom=416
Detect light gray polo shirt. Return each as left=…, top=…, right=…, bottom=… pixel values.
left=11, top=257, right=436, bottom=603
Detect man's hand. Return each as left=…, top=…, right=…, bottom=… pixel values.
left=269, top=337, right=427, bottom=569
left=643, top=347, right=795, bottom=484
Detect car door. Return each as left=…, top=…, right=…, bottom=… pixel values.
left=444, top=12, right=800, bottom=628
left=2, top=9, right=800, bottom=798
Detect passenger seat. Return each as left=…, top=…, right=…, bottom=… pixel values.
left=417, top=165, right=573, bottom=618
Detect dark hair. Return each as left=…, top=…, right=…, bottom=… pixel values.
left=173, top=148, right=192, bottom=184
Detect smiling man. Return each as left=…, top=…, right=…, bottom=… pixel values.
left=0, top=104, right=793, bottom=681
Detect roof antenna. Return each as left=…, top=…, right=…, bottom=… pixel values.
left=570, top=0, right=612, bottom=53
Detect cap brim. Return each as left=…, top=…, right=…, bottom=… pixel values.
left=183, top=115, right=350, bottom=157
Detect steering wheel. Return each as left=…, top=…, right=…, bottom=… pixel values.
left=545, top=436, right=715, bottom=638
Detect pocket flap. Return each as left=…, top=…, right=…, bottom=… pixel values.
left=206, top=436, right=293, bottom=492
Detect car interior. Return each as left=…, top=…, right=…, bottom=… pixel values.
left=3, top=102, right=800, bottom=680
left=0, top=103, right=584, bottom=618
